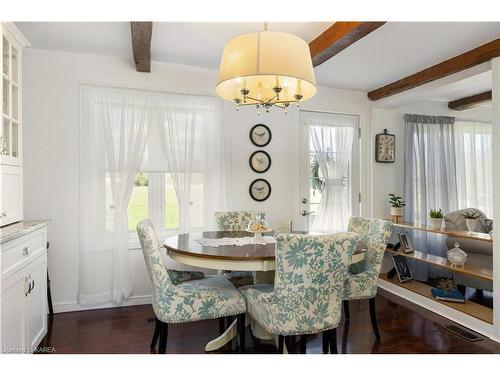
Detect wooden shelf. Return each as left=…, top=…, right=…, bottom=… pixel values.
left=393, top=221, right=493, bottom=243
left=379, top=273, right=493, bottom=324
left=385, top=248, right=493, bottom=281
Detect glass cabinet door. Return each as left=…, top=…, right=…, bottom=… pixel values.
left=1, top=31, right=21, bottom=162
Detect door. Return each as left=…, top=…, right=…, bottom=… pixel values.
left=25, top=254, right=48, bottom=352
left=1, top=269, right=26, bottom=353
left=0, top=164, right=23, bottom=226
left=298, top=111, right=360, bottom=232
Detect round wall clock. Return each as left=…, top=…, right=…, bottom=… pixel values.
left=249, top=179, right=272, bottom=202
left=249, top=150, right=271, bottom=173
left=249, top=124, right=272, bottom=147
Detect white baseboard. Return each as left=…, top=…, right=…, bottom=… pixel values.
left=378, top=278, right=499, bottom=342
left=53, top=294, right=152, bottom=313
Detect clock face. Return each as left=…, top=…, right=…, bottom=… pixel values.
left=249, top=124, right=272, bottom=147
left=376, top=133, right=395, bottom=162
left=249, top=179, right=271, bottom=202
left=249, top=151, right=271, bottom=173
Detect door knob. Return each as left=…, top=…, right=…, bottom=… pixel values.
left=301, top=210, right=315, bottom=216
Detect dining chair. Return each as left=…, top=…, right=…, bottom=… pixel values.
left=214, top=211, right=263, bottom=288
left=137, top=219, right=247, bottom=353
left=241, top=232, right=360, bottom=354
left=341, top=217, right=393, bottom=340
left=274, top=220, right=293, bottom=234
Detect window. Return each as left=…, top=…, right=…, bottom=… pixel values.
left=128, top=173, right=149, bottom=230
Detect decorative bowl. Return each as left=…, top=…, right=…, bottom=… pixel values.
left=247, top=213, right=270, bottom=243
left=447, top=242, right=468, bottom=267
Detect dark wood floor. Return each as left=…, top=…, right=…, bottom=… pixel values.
left=39, top=289, right=500, bottom=354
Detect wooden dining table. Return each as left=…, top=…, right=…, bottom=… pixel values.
left=163, top=230, right=366, bottom=352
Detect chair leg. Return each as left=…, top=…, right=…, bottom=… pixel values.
left=150, top=318, right=160, bottom=350
left=158, top=321, right=168, bottom=354
left=369, top=297, right=381, bottom=340
left=278, top=335, right=284, bottom=353
left=329, top=328, right=338, bottom=354
left=237, top=313, right=246, bottom=353
left=219, top=317, right=226, bottom=334
left=299, top=335, right=307, bottom=354
left=343, top=300, right=350, bottom=320
left=322, top=331, right=329, bottom=354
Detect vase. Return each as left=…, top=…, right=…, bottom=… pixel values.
left=428, top=218, right=444, bottom=229
left=390, top=207, right=403, bottom=216
left=253, top=231, right=265, bottom=244
left=465, top=219, right=477, bottom=233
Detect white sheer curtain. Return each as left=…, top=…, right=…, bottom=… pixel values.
left=309, top=124, right=354, bottom=232
left=79, top=85, right=150, bottom=305
left=454, top=119, right=493, bottom=218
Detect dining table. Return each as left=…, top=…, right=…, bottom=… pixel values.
left=163, top=230, right=366, bottom=352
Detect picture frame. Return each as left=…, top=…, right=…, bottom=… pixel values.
left=249, top=150, right=271, bottom=173
left=398, top=232, right=414, bottom=254
left=392, top=255, right=413, bottom=283
left=249, top=124, right=272, bottom=147
left=375, top=128, right=395, bottom=163
left=249, top=178, right=272, bottom=202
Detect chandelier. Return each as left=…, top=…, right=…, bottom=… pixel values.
left=216, top=23, right=317, bottom=114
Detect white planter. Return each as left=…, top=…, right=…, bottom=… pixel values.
left=428, top=217, right=444, bottom=229
left=465, top=219, right=477, bottom=233
left=390, top=207, right=403, bottom=216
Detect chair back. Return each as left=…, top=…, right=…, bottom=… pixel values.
left=215, top=211, right=264, bottom=231
left=273, top=232, right=359, bottom=331
left=348, top=217, right=393, bottom=275
left=137, top=219, right=172, bottom=291
left=274, top=220, right=293, bottom=234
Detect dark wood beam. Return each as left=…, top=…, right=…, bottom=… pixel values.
left=448, top=90, right=492, bottom=111
left=130, top=22, right=153, bottom=73
left=309, top=22, right=386, bottom=67
left=368, top=38, right=500, bottom=101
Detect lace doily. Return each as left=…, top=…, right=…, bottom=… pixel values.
left=196, top=236, right=276, bottom=247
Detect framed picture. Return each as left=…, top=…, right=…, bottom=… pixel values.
left=392, top=255, right=413, bottom=283
left=249, top=179, right=271, bottom=202
left=249, top=150, right=271, bottom=173
left=249, top=124, right=272, bottom=147
left=398, top=232, right=414, bottom=254
left=375, top=128, right=395, bottom=163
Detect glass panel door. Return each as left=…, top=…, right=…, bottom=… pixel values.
left=298, top=111, right=360, bottom=232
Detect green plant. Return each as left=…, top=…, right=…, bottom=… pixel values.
left=310, top=154, right=324, bottom=192
left=461, top=209, right=481, bottom=220
left=388, top=193, right=405, bottom=208
left=429, top=209, right=444, bottom=219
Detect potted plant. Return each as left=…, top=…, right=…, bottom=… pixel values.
left=429, top=209, right=445, bottom=229
left=461, top=209, right=481, bottom=233
left=389, top=193, right=405, bottom=217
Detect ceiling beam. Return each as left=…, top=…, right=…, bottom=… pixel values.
left=309, top=22, right=386, bottom=67
left=368, top=38, right=500, bottom=101
left=130, top=22, right=153, bottom=73
left=448, top=90, right=492, bottom=111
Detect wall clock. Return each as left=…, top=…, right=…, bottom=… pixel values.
left=249, top=124, right=272, bottom=147
left=249, top=150, right=271, bottom=173
left=375, top=128, right=395, bottom=163
left=249, top=179, right=271, bottom=202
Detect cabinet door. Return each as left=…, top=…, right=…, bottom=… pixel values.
left=25, top=254, right=47, bottom=352
left=0, top=164, right=23, bottom=226
left=1, top=270, right=27, bottom=353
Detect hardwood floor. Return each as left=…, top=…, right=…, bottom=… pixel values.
left=38, top=289, right=500, bottom=354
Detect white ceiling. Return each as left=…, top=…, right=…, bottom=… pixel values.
left=15, top=21, right=500, bottom=93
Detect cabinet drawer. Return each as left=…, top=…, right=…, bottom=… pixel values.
left=2, top=229, right=46, bottom=280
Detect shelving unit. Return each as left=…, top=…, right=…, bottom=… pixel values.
left=381, top=220, right=494, bottom=328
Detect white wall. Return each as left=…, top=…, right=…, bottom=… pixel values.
left=22, top=48, right=370, bottom=312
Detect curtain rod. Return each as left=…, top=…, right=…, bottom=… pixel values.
left=79, top=80, right=219, bottom=99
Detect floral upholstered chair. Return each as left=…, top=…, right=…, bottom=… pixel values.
left=241, top=232, right=360, bottom=354
left=137, top=219, right=247, bottom=353
left=214, top=211, right=262, bottom=288
left=342, top=217, right=393, bottom=340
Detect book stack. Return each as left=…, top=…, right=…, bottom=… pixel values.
left=431, top=288, right=465, bottom=303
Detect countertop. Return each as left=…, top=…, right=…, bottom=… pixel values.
left=1, top=220, right=50, bottom=245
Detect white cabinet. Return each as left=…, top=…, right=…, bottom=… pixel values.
left=1, top=22, right=28, bottom=227
left=0, top=164, right=23, bottom=226
left=1, top=226, right=48, bottom=353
